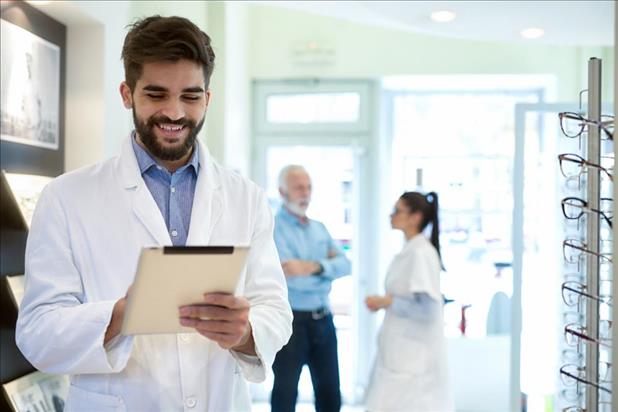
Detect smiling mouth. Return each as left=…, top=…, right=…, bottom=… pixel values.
left=156, top=123, right=187, bottom=140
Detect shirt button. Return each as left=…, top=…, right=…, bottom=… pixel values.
left=185, top=396, right=197, bottom=408
left=171, top=230, right=178, bottom=237
left=179, top=334, right=190, bottom=342
left=171, top=187, right=176, bottom=193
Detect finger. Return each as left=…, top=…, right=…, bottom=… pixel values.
left=180, top=318, right=244, bottom=335
left=197, top=330, right=238, bottom=349
left=179, top=305, right=246, bottom=321
left=198, top=320, right=247, bottom=338
left=203, top=293, right=249, bottom=310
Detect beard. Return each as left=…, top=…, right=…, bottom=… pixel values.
left=132, top=108, right=205, bottom=161
left=285, top=197, right=310, bottom=217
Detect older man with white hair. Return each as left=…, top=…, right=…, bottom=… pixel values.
left=270, top=165, right=351, bottom=412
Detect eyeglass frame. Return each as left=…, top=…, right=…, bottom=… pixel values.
left=563, top=238, right=613, bottom=265
left=558, top=153, right=614, bottom=182
left=562, top=401, right=614, bottom=412
left=562, top=281, right=613, bottom=308
left=564, top=322, right=612, bottom=348
left=561, top=196, right=613, bottom=229
left=559, top=111, right=614, bottom=141
left=560, top=363, right=612, bottom=394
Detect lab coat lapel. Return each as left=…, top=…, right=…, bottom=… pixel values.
left=132, top=184, right=172, bottom=245
left=186, top=139, right=223, bottom=245
left=117, top=136, right=172, bottom=246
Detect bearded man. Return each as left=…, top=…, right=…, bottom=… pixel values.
left=16, top=15, right=292, bottom=412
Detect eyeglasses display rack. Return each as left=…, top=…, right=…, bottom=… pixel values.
left=558, top=57, right=614, bottom=412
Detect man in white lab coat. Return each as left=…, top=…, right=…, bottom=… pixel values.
left=16, top=16, right=292, bottom=412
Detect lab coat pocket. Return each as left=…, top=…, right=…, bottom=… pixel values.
left=379, top=333, right=430, bottom=376
left=64, top=384, right=126, bottom=412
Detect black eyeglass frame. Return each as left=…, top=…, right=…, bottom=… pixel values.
left=559, top=363, right=612, bottom=394
left=561, top=196, right=613, bottom=228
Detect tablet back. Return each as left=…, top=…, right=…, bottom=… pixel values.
left=122, top=246, right=249, bottom=335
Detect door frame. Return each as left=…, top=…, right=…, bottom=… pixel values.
left=251, top=79, right=382, bottom=404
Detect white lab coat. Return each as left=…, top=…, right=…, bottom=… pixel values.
left=16, top=136, right=293, bottom=412
left=365, top=234, right=453, bottom=412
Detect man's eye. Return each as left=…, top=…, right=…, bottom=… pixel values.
left=183, top=95, right=200, bottom=101
left=147, top=94, right=164, bottom=99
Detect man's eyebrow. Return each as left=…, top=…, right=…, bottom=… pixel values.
left=142, top=85, right=167, bottom=92
left=182, top=87, right=205, bottom=93
left=141, top=85, right=205, bottom=93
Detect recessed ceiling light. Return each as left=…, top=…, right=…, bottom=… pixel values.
left=521, top=28, right=544, bottom=39
left=430, top=11, right=456, bottom=23
left=27, top=1, right=52, bottom=4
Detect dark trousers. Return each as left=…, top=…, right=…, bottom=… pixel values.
left=271, top=310, right=341, bottom=412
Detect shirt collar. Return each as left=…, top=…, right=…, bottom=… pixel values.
left=131, top=131, right=200, bottom=175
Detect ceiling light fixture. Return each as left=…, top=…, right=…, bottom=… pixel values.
left=430, top=10, right=456, bottom=23
left=521, top=27, right=545, bottom=39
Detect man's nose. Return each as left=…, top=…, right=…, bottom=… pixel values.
left=160, top=99, right=186, bottom=121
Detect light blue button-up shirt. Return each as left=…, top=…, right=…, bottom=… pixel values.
left=274, top=206, right=351, bottom=311
left=131, top=134, right=199, bottom=246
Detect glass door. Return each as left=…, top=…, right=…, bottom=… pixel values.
left=386, top=87, right=542, bottom=412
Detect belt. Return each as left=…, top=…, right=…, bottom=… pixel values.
left=292, top=307, right=331, bottom=320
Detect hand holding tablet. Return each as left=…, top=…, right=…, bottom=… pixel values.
left=179, top=293, right=254, bottom=353
left=121, top=246, right=249, bottom=335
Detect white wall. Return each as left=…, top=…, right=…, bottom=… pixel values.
left=31, top=1, right=132, bottom=171
left=206, top=2, right=251, bottom=175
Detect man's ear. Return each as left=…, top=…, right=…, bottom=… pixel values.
left=279, top=187, right=286, bottom=198
left=119, top=82, right=133, bottom=109
left=204, top=89, right=212, bottom=110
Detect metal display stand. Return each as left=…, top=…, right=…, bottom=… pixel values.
left=558, top=57, right=613, bottom=412
left=585, top=56, right=603, bottom=412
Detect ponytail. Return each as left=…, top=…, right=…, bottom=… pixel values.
left=425, top=192, right=443, bottom=269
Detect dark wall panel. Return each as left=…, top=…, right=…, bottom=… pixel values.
left=0, top=1, right=66, bottom=402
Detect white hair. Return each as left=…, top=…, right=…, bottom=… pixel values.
left=278, top=164, right=308, bottom=191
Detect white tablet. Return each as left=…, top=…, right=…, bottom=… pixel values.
left=121, top=246, right=249, bottom=335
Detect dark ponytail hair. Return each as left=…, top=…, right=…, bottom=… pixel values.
left=399, top=191, right=443, bottom=269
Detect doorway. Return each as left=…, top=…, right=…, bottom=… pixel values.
left=251, top=79, right=377, bottom=405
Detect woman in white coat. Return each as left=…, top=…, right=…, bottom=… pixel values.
left=365, top=191, right=453, bottom=412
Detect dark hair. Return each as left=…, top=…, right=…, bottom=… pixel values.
left=400, top=191, right=443, bottom=267
left=121, top=16, right=215, bottom=91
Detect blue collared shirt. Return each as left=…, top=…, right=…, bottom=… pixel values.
left=131, top=134, right=199, bottom=246
left=274, top=206, right=351, bottom=311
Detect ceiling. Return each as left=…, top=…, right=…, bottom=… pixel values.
left=258, top=1, right=615, bottom=46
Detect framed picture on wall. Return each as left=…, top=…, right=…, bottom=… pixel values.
left=1, top=170, right=53, bottom=229
left=0, top=18, right=60, bottom=150
left=2, top=371, right=69, bottom=412
left=5, top=274, right=25, bottom=309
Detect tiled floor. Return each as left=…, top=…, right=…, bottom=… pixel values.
left=252, top=402, right=364, bottom=412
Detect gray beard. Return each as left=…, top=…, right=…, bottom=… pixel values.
left=285, top=201, right=308, bottom=217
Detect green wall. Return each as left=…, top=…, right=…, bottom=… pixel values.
left=248, top=4, right=614, bottom=103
